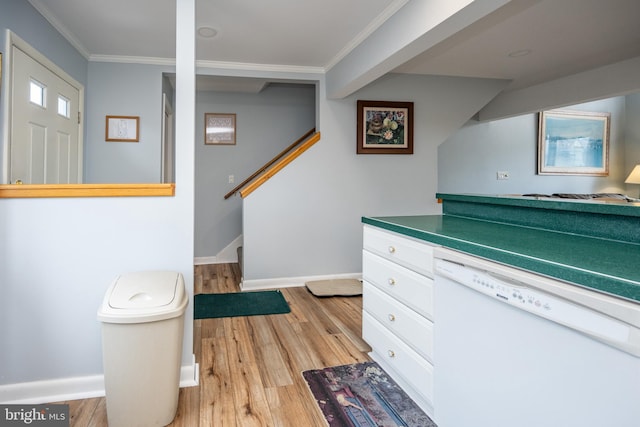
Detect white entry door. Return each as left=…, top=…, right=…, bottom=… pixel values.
left=10, top=45, right=82, bottom=184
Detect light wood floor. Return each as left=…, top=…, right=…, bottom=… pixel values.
left=57, top=263, right=371, bottom=426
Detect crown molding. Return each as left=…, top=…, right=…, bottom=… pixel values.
left=27, top=0, right=90, bottom=59
left=89, top=54, right=176, bottom=66
left=195, top=60, right=325, bottom=75
left=27, top=0, right=407, bottom=75
left=88, top=55, right=326, bottom=76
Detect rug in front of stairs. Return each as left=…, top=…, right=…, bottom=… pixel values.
left=303, top=361, right=436, bottom=427
left=194, top=290, right=290, bottom=319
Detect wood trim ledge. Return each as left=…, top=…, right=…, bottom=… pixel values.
left=0, top=183, right=175, bottom=198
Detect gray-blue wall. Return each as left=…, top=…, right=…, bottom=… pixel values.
left=0, top=0, right=88, bottom=183
left=0, top=3, right=196, bottom=392
left=0, top=1, right=170, bottom=184
left=84, top=62, right=173, bottom=183
left=194, top=84, right=316, bottom=258
left=242, top=73, right=508, bottom=283
left=626, top=93, right=640, bottom=197
left=438, top=96, right=634, bottom=195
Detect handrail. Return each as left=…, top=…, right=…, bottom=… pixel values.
left=239, top=131, right=321, bottom=198
left=224, top=128, right=319, bottom=199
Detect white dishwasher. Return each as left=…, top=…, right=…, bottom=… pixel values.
left=433, top=247, right=640, bottom=427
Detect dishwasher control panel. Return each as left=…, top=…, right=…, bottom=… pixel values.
left=434, top=258, right=631, bottom=346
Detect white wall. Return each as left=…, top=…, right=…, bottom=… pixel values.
left=242, top=73, right=507, bottom=284
left=194, top=84, right=315, bottom=259
left=0, top=0, right=196, bottom=403
left=438, top=96, right=630, bottom=195
left=0, top=197, right=193, bottom=384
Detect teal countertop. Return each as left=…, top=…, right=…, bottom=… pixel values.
left=362, top=214, right=640, bottom=303
left=436, top=193, right=640, bottom=244
left=436, top=193, right=640, bottom=217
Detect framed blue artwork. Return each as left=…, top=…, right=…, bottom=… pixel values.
left=538, top=110, right=610, bottom=176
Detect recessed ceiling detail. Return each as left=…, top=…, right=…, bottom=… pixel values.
left=197, top=26, right=217, bottom=38
left=507, top=49, right=532, bottom=58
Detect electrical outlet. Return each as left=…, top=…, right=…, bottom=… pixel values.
left=497, top=171, right=510, bottom=180
left=228, top=175, right=234, bottom=184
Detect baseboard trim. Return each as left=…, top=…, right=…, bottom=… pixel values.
left=180, top=355, right=199, bottom=388
left=0, top=375, right=105, bottom=405
left=194, top=256, right=217, bottom=265
left=0, top=357, right=199, bottom=404
left=195, top=235, right=242, bottom=265
left=241, top=272, right=362, bottom=291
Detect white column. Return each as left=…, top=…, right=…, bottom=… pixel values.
left=175, top=0, right=197, bottom=380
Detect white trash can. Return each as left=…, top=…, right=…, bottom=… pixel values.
left=98, top=271, right=188, bottom=427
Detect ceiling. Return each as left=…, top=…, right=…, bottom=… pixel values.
left=28, top=0, right=640, bottom=95
left=394, top=0, right=640, bottom=91
left=27, top=0, right=404, bottom=68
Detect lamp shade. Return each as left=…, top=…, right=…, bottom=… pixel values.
left=625, top=165, right=640, bottom=184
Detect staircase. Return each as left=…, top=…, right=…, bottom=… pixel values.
left=225, top=128, right=320, bottom=281
left=224, top=128, right=320, bottom=199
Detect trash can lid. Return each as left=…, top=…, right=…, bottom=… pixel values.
left=98, top=271, right=188, bottom=323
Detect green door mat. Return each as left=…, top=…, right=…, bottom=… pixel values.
left=194, top=290, right=290, bottom=319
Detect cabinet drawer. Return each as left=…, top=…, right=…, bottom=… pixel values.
left=363, top=250, right=434, bottom=319
left=363, top=312, right=433, bottom=404
left=363, top=281, right=433, bottom=362
left=363, top=225, right=434, bottom=277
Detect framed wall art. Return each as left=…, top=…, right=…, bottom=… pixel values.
left=357, top=100, right=413, bottom=154
left=205, top=113, right=236, bottom=145
left=538, top=110, right=610, bottom=176
left=105, top=115, right=140, bottom=142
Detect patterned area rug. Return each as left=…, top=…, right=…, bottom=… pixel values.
left=303, top=361, right=437, bottom=427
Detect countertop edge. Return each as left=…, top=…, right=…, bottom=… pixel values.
left=362, top=216, right=640, bottom=303
left=436, top=193, right=640, bottom=217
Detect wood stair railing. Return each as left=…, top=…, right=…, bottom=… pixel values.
left=224, top=128, right=321, bottom=199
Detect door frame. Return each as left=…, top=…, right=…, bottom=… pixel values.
left=161, top=93, right=174, bottom=183
left=2, top=30, right=85, bottom=184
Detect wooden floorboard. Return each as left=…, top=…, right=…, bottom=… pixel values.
left=55, top=263, right=370, bottom=426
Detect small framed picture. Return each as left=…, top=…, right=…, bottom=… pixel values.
left=538, top=110, right=610, bottom=176
left=357, top=100, right=414, bottom=154
left=205, top=113, right=236, bottom=145
left=105, top=116, right=140, bottom=142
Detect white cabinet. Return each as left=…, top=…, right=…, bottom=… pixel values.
left=362, top=225, right=436, bottom=416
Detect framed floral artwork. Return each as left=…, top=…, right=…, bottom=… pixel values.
left=357, top=100, right=413, bottom=154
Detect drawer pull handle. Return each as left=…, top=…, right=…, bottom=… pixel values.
left=388, top=314, right=396, bottom=322
left=388, top=246, right=396, bottom=254
left=388, top=350, right=396, bottom=358
left=388, top=278, right=396, bottom=286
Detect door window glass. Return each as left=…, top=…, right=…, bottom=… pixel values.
left=57, top=95, right=70, bottom=118
left=29, top=79, right=46, bottom=107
